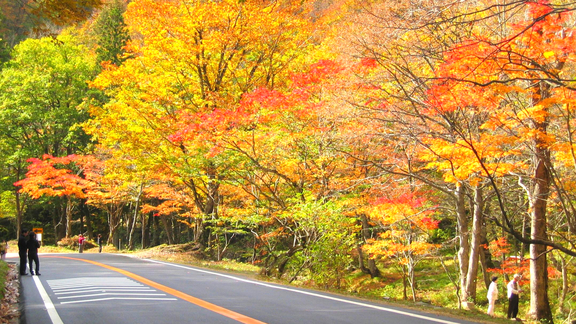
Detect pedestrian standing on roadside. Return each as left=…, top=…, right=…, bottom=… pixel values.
left=18, top=229, right=29, bottom=275
left=487, top=276, right=499, bottom=316
left=97, top=234, right=103, bottom=253
left=27, top=231, right=41, bottom=275
left=507, top=274, right=523, bottom=320
left=78, top=234, right=85, bottom=253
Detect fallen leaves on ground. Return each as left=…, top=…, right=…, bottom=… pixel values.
left=0, top=263, right=20, bottom=323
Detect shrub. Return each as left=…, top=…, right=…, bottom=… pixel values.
left=57, top=236, right=96, bottom=249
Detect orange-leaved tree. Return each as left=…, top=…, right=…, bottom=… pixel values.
left=193, top=59, right=369, bottom=279
left=332, top=0, right=501, bottom=306
left=80, top=155, right=138, bottom=246
left=14, top=155, right=91, bottom=238
left=344, top=0, right=576, bottom=317
left=363, top=191, right=440, bottom=301
left=425, top=1, right=576, bottom=320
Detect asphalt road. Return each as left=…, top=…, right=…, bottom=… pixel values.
left=9, top=253, right=481, bottom=324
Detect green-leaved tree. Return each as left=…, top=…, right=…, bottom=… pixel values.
left=0, top=33, right=98, bottom=237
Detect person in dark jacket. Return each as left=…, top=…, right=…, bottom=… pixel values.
left=18, top=229, right=29, bottom=275
left=97, top=234, right=103, bottom=253
left=27, top=231, right=41, bottom=275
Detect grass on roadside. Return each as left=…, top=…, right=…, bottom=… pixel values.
left=0, top=261, right=8, bottom=300
left=132, top=244, right=261, bottom=275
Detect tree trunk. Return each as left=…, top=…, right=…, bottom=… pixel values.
left=160, top=214, right=174, bottom=245
left=526, top=80, right=553, bottom=323
left=358, top=213, right=380, bottom=278
left=125, top=202, right=133, bottom=247
left=455, top=186, right=471, bottom=303
left=65, top=197, right=73, bottom=238
left=53, top=202, right=66, bottom=241
left=464, top=186, right=484, bottom=303
left=357, top=244, right=365, bottom=270
left=276, top=245, right=302, bottom=278
left=128, top=184, right=143, bottom=250
left=528, top=150, right=553, bottom=322
left=479, top=239, right=491, bottom=289
left=408, top=262, right=417, bottom=302
left=185, top=164, right=221, bottom=248
left=402, top=270, right=408, bottom=300
left=15, top=189, right=23, bottom=240
left=558, top=258, right=569, bottom=313
left=79, top=209, right=84, bottom=235
left=107, top=207, right=123, bottom=245
left=521, top=213, right=529, bottom=257
left=81, top=199, right=93, bottom=239
left=153, top=214, right=160, bottom=246
left=479, top=209, right=493, bottom=289
left=141, top=211, right=149, bottom=249
left=549, top=253, right=570, bottom=313
left=128, top=208, right=138, bottom=250
left=14, top=163, right=24, bottom=240
left=174, top=217, right=180, bottom=244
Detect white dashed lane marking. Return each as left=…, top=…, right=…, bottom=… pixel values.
left=47, top=277, right=178, bottom=304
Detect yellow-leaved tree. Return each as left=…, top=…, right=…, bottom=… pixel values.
left=88, top=0, right=318, bottom=248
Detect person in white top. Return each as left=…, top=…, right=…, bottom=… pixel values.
left=487, top=276, right=499, bottom=316
left=507, top=274, right=522, bottom=320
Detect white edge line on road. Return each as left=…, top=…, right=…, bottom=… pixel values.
left=144, top=258, right=463, bottom=324
left=32, top=275, right=64, bottom=324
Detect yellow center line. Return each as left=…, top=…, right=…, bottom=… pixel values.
left=46, top=256, right=266, bottom=324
